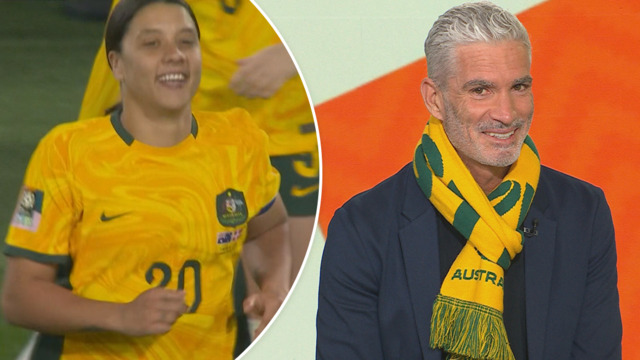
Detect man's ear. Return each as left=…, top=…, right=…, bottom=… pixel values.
left=108, top=51, right=124, bottom=82
left=420, top=78, right=445, bottom=119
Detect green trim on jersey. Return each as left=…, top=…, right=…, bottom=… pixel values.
left=110, top=111, right=134, bottom=145
left=3, top=244, right=73, bottom=290
left=3, top=243, right=72, bottom=265
left=110, top=111, right=199, bottom=145
left=32, top=333, right=65, bottom=360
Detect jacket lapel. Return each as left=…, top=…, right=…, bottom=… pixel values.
left=398, top=176, right=442, bottom=360
left=523, top=185, right=556, bottom=360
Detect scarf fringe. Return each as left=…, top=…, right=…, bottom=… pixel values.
left=430, top=294, right=515, bottom=360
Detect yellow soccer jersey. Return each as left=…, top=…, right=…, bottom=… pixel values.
left=79, top=0, right=317, bottom=157
left=4, top=109, right=280, bottom=359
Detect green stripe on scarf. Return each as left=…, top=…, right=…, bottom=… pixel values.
left=452, top=203, right=480, bottom=239
left=413, top=116, right=540, bottom=360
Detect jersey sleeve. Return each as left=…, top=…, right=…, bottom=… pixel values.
left=4, top=126, right=81, bottom=263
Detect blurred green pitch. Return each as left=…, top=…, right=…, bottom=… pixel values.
left=0, top=1, right=104, bottom=358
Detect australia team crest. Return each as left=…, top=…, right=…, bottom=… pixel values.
left=216, top=189, right=247, bottom=227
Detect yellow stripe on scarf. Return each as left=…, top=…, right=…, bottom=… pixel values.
left=413, top=116, right=540, bottom=360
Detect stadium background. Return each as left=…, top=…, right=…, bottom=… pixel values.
left=0, top=2, right=104, bottom=358
left=1, top=0, right=638, bottom=359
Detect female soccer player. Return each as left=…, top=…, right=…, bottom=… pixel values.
left=1, top=1, right=290, bottom=358
left=78, top=0, right=319, bottom=288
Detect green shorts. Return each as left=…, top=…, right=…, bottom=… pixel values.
left=270, top=151, right=319, bottom=216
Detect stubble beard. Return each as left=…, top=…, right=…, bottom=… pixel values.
left=441, top=98, right=532, bottom=168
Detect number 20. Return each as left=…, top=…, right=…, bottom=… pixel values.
left=145, top=260, right=202, bottom=313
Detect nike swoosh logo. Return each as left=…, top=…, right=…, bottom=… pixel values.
left=100, top=211, right=131, bottom=222
left=290, top=184, right=319, bottom=197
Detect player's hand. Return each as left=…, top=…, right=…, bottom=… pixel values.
left=242, top=290, right=285, bottom=338
left=229, top=43, right=298, bottom=99
left=117, top=287, right=188, bottom=336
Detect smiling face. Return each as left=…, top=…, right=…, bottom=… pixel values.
left=108, top=2, right=201, bottom=114
left=440, top=40, right=534, bottom=172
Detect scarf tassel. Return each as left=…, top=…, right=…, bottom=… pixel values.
left=430, top=294, right=515, bottom=360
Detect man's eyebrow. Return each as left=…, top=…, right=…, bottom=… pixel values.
left=513, top=75, right=533, bottom=86
left=461, top=76, right=533, bottom=90
left=462, top=79, right=495, bottom=90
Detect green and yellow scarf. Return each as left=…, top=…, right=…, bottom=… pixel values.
left=413, top=116, right=540, bottom=360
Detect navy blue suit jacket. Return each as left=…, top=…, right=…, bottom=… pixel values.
left=317, top=163, right=622, bottom=360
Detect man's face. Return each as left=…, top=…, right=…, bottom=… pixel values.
left=441, top=40, right=533, bottom=170
left=109, top=3, right=202, bottom=112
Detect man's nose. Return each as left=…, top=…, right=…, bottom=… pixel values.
left=490, top=91, right=517, bottom=124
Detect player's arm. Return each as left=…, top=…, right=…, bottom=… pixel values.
left=1, top=256, right=187, bottom=336
left=229, top=43, right=298, bottom=99
left=242, top=193, right=291, bottom=336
